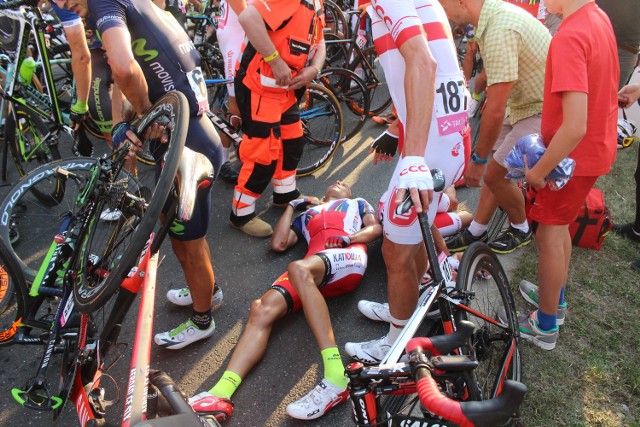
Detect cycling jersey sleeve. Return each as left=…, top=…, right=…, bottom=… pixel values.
left=253, top=0, right=299, bottom=31
left=51, top=3, right=82, bottom=27
left=356, top=198, right=375, bottom=219
left=370, top=0, right=423, bottom=49
left=90, top=0, right=128, bottom=34
left=290, top=213, right=305, bottom=240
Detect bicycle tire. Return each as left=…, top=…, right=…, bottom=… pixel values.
left=5, top=104, right=62, bottom=186
left=352, top=46, right=392, bottom=116
left=296, top=83, right=343, bottom=177
left=324, top=0, right=348, bottom=38
left=319, top=67, right=369, bottom=142
left=0, top=235, right=27, bottom=346
left=454, top=242, right=521, bottom=401
left=73, top=91, right=188, bottom=313
left=486, top=207, right=509, bottom=242
left=0, top=157, right=141, bottom=284
left=323, top=33, right=349, bottom=69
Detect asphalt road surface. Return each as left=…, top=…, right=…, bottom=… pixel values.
left=0, top=119, right=482, bottom=427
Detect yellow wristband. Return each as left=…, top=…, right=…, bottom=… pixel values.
left=264, top=50, right=279, bottom=62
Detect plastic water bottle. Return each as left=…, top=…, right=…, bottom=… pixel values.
left=18, top=57, right=36, bottom=85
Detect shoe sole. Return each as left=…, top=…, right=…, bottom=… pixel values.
left=155, top=327, right=216, bottom=350
left=520, top=331, right=557, bottom=351
left=489, top=238, right=532, bottom=254
left=229, top=222, right=273, bottom=238
left=447, top=243, right=471, bottom=253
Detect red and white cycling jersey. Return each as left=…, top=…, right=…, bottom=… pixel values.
left=216, top=0, right=250, bottom=96
left=368, top=0, right=467, bottom=244
left=291, top=198, right=375, bottom=256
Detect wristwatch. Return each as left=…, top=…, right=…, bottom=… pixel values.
left=471, top=151, right=490, bottom=164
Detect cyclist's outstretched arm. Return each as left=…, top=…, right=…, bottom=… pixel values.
left=101, top=26, right=152, bottom=116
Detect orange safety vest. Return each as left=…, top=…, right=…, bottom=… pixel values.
left=242, top=0, right=324, bottom=93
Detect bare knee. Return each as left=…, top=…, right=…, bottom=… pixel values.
left=287, top=261, right=313, bottom=290
left=247, top=298, right=280, bottom=328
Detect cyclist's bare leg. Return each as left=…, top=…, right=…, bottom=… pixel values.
left=170, top=237, right=215, bottom=312
left=287, top=256, right=334, bottom=349
left=383, top=237, right=420, bottom=320
left=535, top=224, right=571, bottom=315
left=225, top=289, right=288, bottom=378
left=483, top=159, right=527, bottom=225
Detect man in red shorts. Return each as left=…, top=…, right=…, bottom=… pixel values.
left=190, top=181, right=382, bottom=421
left=508, top=0, right=618, bottom=350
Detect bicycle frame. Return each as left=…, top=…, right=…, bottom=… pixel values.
left=0, top=5, right=66, bottom=125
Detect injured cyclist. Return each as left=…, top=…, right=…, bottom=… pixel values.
left=189, top=180, right=382, bottom=422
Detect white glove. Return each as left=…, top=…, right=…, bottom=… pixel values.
left=396, top=156, right=433, bottom=192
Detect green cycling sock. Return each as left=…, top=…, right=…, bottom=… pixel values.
left=321, top=347, right=348, bottom=389
left=71, top=100, right=89, bottom=114
left=208, top=370, right=242, bottom=399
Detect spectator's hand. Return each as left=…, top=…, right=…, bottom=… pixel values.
left=269, top=57, right=293, bottom=87
left=523, top=154, right=547, bottom=189
left=394, top=156, right=433, bottom=214
left=289, top=197, right=320, bottom=212
left=464, top=161, right=485, bottom=187
left=288, top=66, right=318, bottom=91
left=325, top=235, right=351, bottom=248
left=618, top=84, right=640, bottom=109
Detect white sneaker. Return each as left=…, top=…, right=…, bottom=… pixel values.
left=166, top=285, right=223, bottom=309
left=357, top=300, right=391, bottom=323
left=100, top=208, right=122, bottom=221
left=285, top=379, right=349, bottom=420
left=344, top=335, right=391, bottom=365
left=154, top=318, right=215, bottom=350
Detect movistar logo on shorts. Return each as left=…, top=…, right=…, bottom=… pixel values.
left=131, top=39, right=159, bottom=62
left=170, top=219, right=185, bottom=235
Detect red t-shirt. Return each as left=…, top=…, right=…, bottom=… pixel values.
left=540, top=1, right=618, bottom=177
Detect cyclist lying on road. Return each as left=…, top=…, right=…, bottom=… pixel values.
left=189, top=181, right=382, bottom=422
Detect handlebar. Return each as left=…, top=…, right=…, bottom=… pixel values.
left=410, top=349, right=526, bottom=427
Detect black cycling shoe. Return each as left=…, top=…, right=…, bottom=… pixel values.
left=219, top=161, right=239, bottom=185
left=611, top=222, right=640, bottom=243
left=488, top=226, right=533, bottom=254
left=445, top=228, right=488, bottom=253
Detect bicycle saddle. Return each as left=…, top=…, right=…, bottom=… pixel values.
left=174, top=147, right=214, bottom=222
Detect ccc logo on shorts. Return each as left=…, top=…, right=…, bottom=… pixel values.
left=387, top=188, right=417, bottom=227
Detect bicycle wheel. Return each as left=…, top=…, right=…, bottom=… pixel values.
left=0, top=235, right=27, bottom=346
left=319, top=67, right=369, bottom=142
left=454, top=242, right=521, bottom=401
left=352, top=46, right=392, bottom=116
left=486, top=207, right=509, bottom=242
left=5, top=104, right=61, bottom=182
left=296, top=83, right=343, bottom=177
left=73, top=91, right=188, bottom=313
left=323, top=33, right=349, bottom=69
left=0, top=157, right=141, bottom=284
left=324, top=0, right=348, bottom=38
